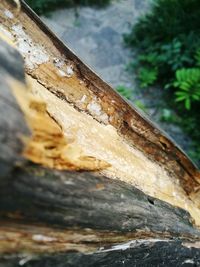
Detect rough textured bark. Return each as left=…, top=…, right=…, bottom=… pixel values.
left=0, top=1, right=200, bottom=266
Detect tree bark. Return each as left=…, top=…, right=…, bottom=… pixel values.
left=0, top=1, right=200, bottom=266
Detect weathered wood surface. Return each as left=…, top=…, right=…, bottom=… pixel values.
left=2, top=165, right=200, bottom=237
left=0, top=1, right=200, bottom=266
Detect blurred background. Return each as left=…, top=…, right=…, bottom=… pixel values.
left=26, top=0, right=200, bottom=167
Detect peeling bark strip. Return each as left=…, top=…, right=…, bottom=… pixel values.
left=0, top=0, right=200, bottom=266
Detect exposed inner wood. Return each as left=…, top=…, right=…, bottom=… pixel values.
left=10, top=74, right=200, bottom=227
left=0, top=1, right=200, bottom=227
left=11, top=78, right=111, bottom=171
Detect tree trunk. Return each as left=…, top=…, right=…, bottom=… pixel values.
left=0, top=1, right=200, bottom=266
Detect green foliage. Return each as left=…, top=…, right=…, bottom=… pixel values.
left=116, top=85, right=132, bottom=100
left=138, top=67, right=158, bottom=88
left=124, top=0, right=200, bottom=49
left=159, top=38, right=194, bottom=71
left=173, top=68, right=200, bottom=109
left=125, top=0, right=200, bottom=165
left=124, top=0, right=200, bottom=85
left=138, top=52, right=159, bottom=66
left=25, top=0, right=110, bottom=15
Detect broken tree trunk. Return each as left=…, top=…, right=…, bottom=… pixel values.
left=0, top=1, right=200, bottom=266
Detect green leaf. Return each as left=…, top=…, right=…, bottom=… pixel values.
left=173, top=67, right=200, bottom=109
left=138, top=67, right=158, bottom=88
left=185, top=98, right=191, bottom=110
left=175, top=95, right=187, bottom=101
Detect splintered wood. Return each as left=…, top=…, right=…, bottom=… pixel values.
left=12, top=76, right=200, bottom=227
left=1, top=0, right=200, bottom=228
left=11, top=79, right=110, bottom=171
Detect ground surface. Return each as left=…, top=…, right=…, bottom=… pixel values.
left=42, top=0, right=196, bottom=163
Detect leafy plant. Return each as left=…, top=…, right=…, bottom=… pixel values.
left=173, top=68, right=200, bottom=109
left=124, top=0, right=200, bottom=49
left=138, top=67, right=158, bottom=88
left=125, top=0, right=200, bottom=85
left=138, top=52, right=159, bottom=66
left=116, top=85, right=132, bottom=100
left=159, top=38, right=194, bottom=71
